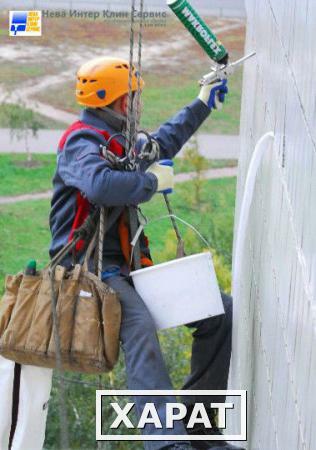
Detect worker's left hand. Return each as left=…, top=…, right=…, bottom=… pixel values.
left=146, top=160, right=174, bottom=194
left=198, top=79, right=228, bottom=111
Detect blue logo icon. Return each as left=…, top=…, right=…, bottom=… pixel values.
left=10, top=12, right=27, bottom=36
left=9, top=11, right=42, bottom=37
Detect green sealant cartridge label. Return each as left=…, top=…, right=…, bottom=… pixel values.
left=167, top=0, right=228, bottom=63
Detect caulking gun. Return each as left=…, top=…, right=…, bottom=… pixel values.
left=167, top=0, right=256, bottom=85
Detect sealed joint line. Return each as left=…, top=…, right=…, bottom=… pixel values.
left=233, top=131, right=275, bottom=296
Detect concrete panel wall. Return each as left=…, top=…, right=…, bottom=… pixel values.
left=230, top=0, right=316, bottom=449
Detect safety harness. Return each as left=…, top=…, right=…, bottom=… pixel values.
left=58, top=121, right=153, bottom=269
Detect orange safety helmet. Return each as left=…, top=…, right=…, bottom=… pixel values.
left=76, top=57, right=145, bottom=108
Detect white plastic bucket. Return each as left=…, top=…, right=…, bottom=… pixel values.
left=130, top=252, right=224, bottom=330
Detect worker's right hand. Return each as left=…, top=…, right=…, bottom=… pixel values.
left=146, top=160, right=174, bottom=194
left=199, top=79, right=228, bottom=111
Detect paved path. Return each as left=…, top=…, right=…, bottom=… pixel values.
left=178, top=134, right=240, bottom=160
left=0, top=191, right=53, bottom=205
left=0, top=129, right=240, bottom=159
left=0, top=167, right=237, bottom=205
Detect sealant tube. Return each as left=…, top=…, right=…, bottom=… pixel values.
left=167, top=0, right=228, bottom=64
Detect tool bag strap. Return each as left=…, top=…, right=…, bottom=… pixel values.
left=48, top=209, right=100, bottom=271
left=82, top=227, right=99, bottom=273
left=47, top=205, right=125, bottom=275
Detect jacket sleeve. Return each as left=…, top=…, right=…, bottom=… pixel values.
left=58, top=132, right=158, bottom=206
left=150, top=98, right=211, bottom=159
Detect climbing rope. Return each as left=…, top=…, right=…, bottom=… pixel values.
left=126, top=0, right=144, bottom=161
left=96, top=207, right=106, bottom=450
left=124, top=0, right=186, bottom=263
left=135, top=0, right=144, bottom=135
left=126, top=0, right=136, bottom=160
left=98, top=208, right=106, bottom=279
left=126, top=0, right=146, bottom=271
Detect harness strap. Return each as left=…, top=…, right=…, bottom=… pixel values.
left=57, top=121, right=152, bottom=268
left=118, top=209, right=153, bottom=270
left=58, top=120, right=124, bottom=157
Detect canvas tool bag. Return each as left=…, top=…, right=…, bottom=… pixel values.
left=0, top=211, right=122, bottom=374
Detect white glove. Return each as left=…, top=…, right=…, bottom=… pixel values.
left=146, top=161, right=174, bottom=193
left=198, top=79, right=228, bottom=111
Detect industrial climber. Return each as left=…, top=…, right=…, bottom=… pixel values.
left=48, top=56, right=243, bottom=450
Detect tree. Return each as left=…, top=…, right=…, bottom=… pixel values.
left=5, top=102, right=40, bottom=164
left=182, top=140, right=209, bottom=208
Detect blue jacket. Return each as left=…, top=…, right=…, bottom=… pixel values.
left=49, top=99, right=210, bottom=264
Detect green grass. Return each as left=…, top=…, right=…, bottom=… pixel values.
left=0, top=200, right=51, bottom=292
left=0, top=103, right=67, bottom=129
left=0, top=154, right=56, bottom=196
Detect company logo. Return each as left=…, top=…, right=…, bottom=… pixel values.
left=96, top=390, right=247, bottom=442
left=9, top=11, right=42, bottom=36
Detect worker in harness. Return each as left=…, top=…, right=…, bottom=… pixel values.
left=48, top=56, right=242, bottom=450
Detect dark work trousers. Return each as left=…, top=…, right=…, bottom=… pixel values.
left=106, top=273, right=233, bottom=450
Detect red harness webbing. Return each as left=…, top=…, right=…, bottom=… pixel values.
left=57, top=121, right=153, bottom=267
left=58, top=121, right=124, bottom=251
